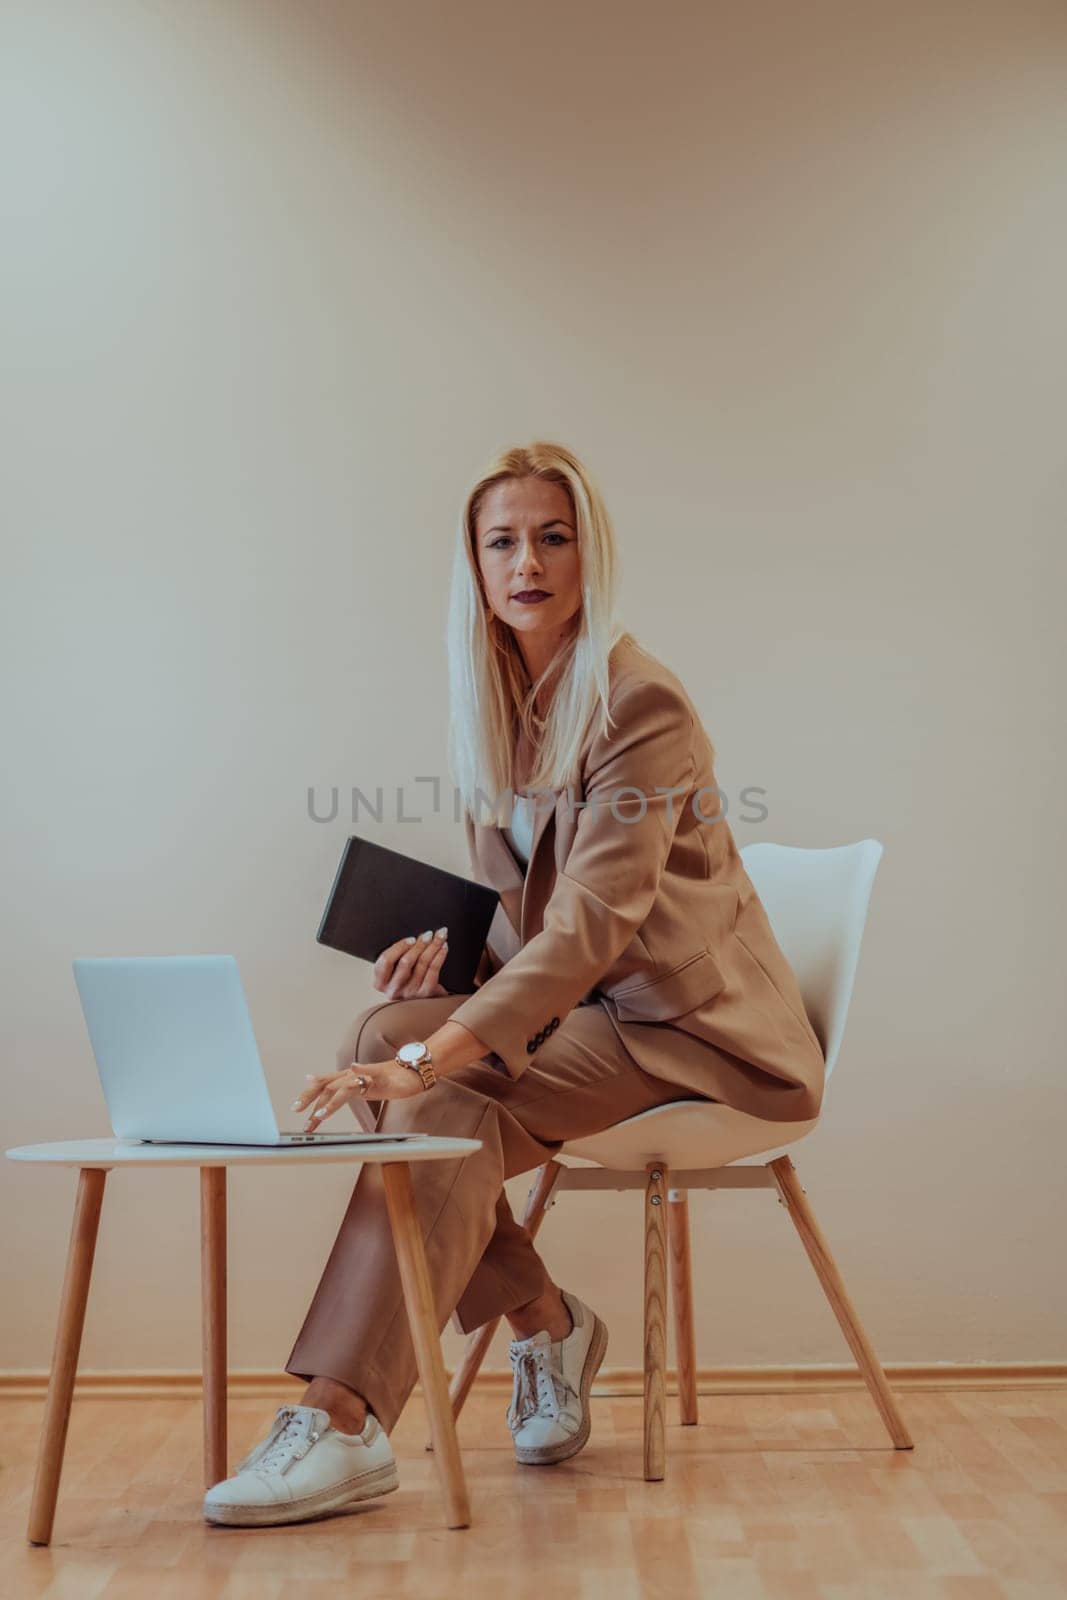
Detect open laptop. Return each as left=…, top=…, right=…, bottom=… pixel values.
left=72, top=954, right=427, bottom=1147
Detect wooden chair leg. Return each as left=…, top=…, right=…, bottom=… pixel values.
left=448, top=1159, right=564, bottom=1424
left=668, top=1189, right=698, bottom=1425
left=447, top=1319, right=497, bottom=1426
left=28, top=1167, right=107, bottom=1546
left=200, top=1166, right=228, bottom=1489
left=769, top=1154, right=914, bottom=1449
left=643, top=1161, right=668, bottom=1481
left=382, top=1160, right=471, bottom=1529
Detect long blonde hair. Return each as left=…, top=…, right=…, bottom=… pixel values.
left=446, top=440, right=632, bottom=824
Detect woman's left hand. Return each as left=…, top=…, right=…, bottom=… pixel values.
left=292, top=1059, right=423, bottom=1133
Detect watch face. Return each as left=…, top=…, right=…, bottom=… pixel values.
left=398, top=1041, right=427, bottom=1065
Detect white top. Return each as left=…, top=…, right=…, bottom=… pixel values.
left=503, top=793, right=538, bottom=865
left=5, top=1136, right=482, bottom=1170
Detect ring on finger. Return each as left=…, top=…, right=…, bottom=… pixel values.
left=349, top=1070, right=369, bottom=1095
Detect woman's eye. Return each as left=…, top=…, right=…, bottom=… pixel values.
left=488, top=533, right=568, bottom=549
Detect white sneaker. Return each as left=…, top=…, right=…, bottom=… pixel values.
left=203, top=1403, right=399, bottom=1526
left=506, top=1289, right=608, bottom=1465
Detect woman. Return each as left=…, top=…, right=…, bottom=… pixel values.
left=203, top=441, right=825, bottom=1527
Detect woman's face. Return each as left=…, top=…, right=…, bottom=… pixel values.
left=473, top=478, right=582, bottom=661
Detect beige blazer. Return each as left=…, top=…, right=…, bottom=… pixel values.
left=446, top=636, right=825, bottom=1124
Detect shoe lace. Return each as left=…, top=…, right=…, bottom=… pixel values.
left=507, top=1336, right=576, bottom=1429
left=236, top=1406, right=323, bottom=1477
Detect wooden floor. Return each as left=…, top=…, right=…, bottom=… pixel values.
left=2, top=1387, right=1065, bottom=1598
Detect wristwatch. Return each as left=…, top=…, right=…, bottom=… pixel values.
left=394, top=1040, right=437, bottom=1091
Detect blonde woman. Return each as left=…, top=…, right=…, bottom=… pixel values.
left=203, top=441, right=825, bottom=1527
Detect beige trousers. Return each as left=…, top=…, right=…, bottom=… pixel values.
left=284, top=991, right=698, bottom=1433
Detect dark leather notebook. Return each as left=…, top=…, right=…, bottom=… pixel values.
left=316, top=834, right=500, bottom=995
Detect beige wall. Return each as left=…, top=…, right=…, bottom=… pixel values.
left=3, top=0, right=1064, bottom=1383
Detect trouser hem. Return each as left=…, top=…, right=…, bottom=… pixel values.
left=283, top=1355, right=404, bottom=1438
left=451, top=1249, right=550, bottom=1335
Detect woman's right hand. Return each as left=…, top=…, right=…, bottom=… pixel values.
left=373, top=927, right=450, bottom=999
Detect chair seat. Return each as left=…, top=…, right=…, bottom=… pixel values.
left=561, top=1099, right=820, bottom=1171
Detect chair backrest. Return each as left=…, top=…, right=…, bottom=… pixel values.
left=739, top=839, right=883, bottom=1080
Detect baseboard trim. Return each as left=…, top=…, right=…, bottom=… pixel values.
left=0, top=1362, right=1062, bottom=1401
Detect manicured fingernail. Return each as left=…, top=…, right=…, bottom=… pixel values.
left=420, top=929, right=432, bottom=940
left=291, top=1100, right=301, bottom=1110
left=405, top=936, right=417, bottom=944
left=436, top=926, right=447, bottom=938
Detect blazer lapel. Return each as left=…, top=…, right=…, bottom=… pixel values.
left=518, top=791, right=558, bottom=945
left=469, top=712, right=599, bottom=947
left=469, top=789, right=558, bottom=945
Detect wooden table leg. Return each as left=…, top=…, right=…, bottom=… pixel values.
left=28, top=1167, right=107, bottom=1546
left=381, top=1160, right=471, bottom=1529
left=200, top=1166, right=227, bottom=1489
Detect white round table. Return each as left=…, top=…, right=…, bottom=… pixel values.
left=6, top=1135, right=482, bottom=1543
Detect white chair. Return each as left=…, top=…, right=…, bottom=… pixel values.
left=448, top=839, right=914, bottom=1479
